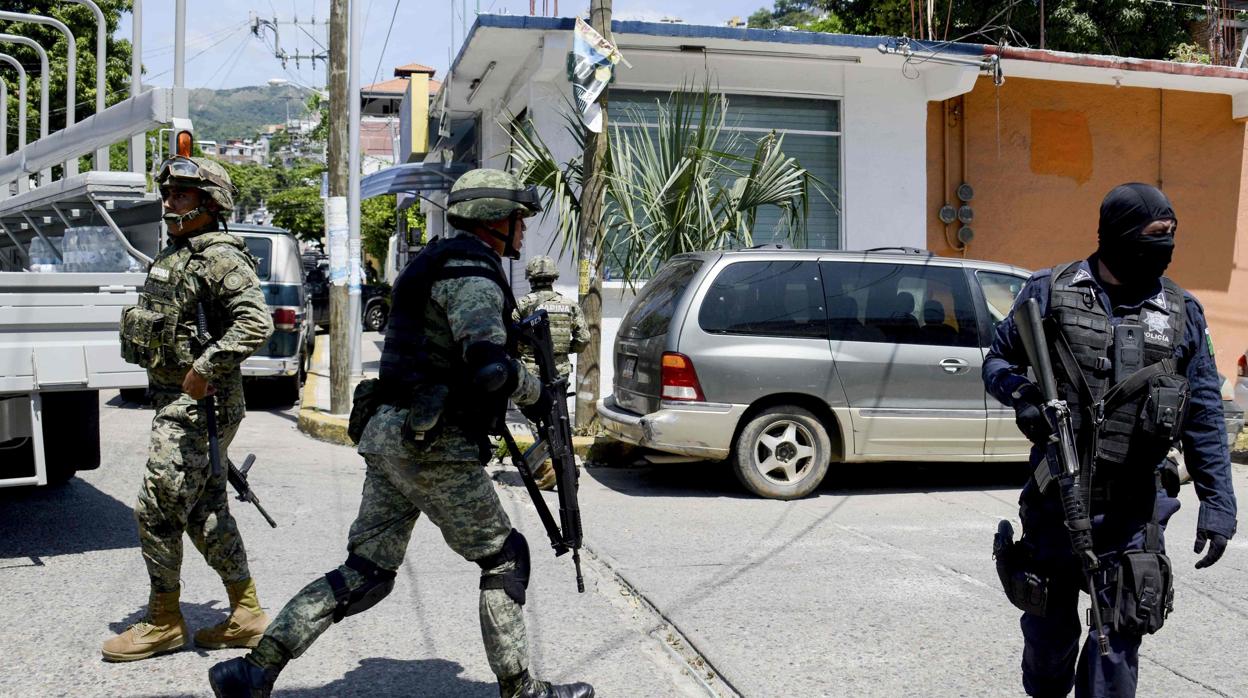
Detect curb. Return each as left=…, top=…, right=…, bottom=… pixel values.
left=295, top=335, right=619, bottom=458
left=296, top=335, right=352, bottom=446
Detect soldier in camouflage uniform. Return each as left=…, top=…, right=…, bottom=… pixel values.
left=105, top=156, right=275, bottom=662
left=209, top=169, right=594, bottom=698
left=515, top=256, right=589, bottom=490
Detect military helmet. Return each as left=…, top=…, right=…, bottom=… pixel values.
left=525, top=255, right=559, bottom=282
left=155, top=156, right=237, bottom=215
left=446, top=168, right=541, bottom=226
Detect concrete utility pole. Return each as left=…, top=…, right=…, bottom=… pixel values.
left=328, top=0, right=351, bottom=412
left=573, top=0, right=611, bottom=431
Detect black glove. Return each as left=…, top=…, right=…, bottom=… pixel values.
left=1012, top=383, right=1051, bottom=445
left=1194, top=529, right=1228, bottom=569
left=520, top=392, right=551, bottom=424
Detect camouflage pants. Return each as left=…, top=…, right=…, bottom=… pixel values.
left=134, top=391, right=249, bottom=593
left=257, top=451, right=528, bottom=678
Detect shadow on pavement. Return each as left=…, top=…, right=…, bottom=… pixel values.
left=584, top=459, right=1031, bottom=499
left=135, top=658, right=494, bottom=698
left=0, top=479, right=137, bottom=561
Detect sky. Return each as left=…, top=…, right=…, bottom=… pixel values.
left=116, top=1, right=772, bottom=93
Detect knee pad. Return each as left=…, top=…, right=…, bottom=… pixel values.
left=475, top=529, right=530, bottom=606
left=325, top=553, right=397, bottom=623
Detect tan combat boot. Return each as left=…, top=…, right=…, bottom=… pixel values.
left=534, top=460, right=558, bottom=491
left=195, top=578, right=269, bottom=649
left=102, top=589, right=189, bottom=662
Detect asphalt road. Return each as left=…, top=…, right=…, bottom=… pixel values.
left=1, top=388, right=1245, bottom=697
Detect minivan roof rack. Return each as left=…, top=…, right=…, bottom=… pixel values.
left=864, top=246, right=932, bottom=256
left=747, top=243, right=788, bottom=250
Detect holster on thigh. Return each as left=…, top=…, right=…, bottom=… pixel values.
left=993, top=520, right=1049, bottom=617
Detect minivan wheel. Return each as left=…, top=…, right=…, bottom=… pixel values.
left=733, top=406, right=831, bottom=500
left=364, top=303, right=387, bottom=332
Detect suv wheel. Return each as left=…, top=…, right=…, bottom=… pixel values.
left=733, top=406, right=831, bottom=500
left=364, top=303, right=388, bottom=332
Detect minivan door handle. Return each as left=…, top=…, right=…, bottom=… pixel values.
left=939, top=358, right=969, bottom=374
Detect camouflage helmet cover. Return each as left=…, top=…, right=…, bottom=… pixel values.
left=525, top=255, right=559, bottom=282
left=446, top=168, right=541, bottom=225
left=156, top=156, right=237, bottom=215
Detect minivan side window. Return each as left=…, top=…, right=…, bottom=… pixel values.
left=698, top=261, right=826, bottom=339
left=820, top=261, right=978, bottom=347
left=619, top=259, right=703, bottom=339
left=976, top=271, right=1027, bottom=330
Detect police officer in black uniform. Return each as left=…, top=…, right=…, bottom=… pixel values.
left=985, top=183, right=1237, bottom=697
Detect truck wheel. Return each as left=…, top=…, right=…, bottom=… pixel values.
left=42, top=391, right=101, bottom=483
left=732, top=405, right=831, bottom=500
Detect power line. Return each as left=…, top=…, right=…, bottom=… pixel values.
left=370, top=0, right=401, bottom=88
left=144, top=25, right=248, bottom=81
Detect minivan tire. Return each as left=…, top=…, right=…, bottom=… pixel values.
left=364, top=302, right=388, bottom=332
left=733, top=405, right=831, bottom=500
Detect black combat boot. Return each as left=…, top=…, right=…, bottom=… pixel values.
left=208, top=656, right=279, bottom=698
left=501, top=669, right=594, bottom=698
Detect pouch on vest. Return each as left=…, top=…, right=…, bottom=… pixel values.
left=1139, top=373, right=1188, bottom=443
left=347, top=378, right=381, bottom=445
left=119, top=306, right=167, bottom=368
left=993, top=520, right=1049, bottom=617
left=402, top=384, right=449, bottom=445
left=1111, top=550, right=1173, bottom=635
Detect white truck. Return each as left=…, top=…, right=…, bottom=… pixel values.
left=0, top=5, right=191, bottom=487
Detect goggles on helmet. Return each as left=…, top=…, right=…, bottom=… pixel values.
left=156, top=156, right=202, bottom=185
left=446, top=185, right=543, bottom=213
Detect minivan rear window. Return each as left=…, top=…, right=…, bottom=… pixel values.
left=241, top=237, right=272, bottom=280
left=699, top=261, right=826, bottom=338
left=619, top=259, right=703, bottom=339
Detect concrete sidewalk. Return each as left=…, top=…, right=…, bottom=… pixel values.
left=296, top=332, right=605, bottom=458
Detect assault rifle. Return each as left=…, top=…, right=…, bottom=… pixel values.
left=196, top=303, right=278, bottom=529
left=1015, top=297, right=1109, bottom=656
left=499, top=310, right=585, bottom=593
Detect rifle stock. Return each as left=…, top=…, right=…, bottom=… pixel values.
left=1013, top=298, right=1109, bottom=656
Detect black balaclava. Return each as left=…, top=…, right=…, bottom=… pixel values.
left=1096, top=183, right=1176, bottom=288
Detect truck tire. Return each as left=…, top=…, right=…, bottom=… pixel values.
left=41, top=390, right=101, bottom=484
left=732, top=405, right=831, bottom=500
left=364, top=302, right=388, bottom=332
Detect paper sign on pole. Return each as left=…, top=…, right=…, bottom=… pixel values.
left=326, top=195, right=348, bottom=286
left=572, top=16, right=628, bottom=133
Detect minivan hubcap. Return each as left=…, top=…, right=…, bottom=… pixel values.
left=754, top=420, right=815, bottom=484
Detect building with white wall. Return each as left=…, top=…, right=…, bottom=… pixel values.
left=422, top=15, right=983, bottom=399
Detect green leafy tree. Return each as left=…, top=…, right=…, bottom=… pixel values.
left=361, top=194, right=423, bottom=272
left=748, top=0, right=821, bottom=29
left=789, top=0, right=1206, bottom=59
left=0, top=1, right=135, bottom=154
left=269, top=186, right=323, bottom=242
left=217, top=161, right=277, bottom=221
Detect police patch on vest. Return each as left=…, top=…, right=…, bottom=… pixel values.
left=149, top=266, right=170, bottom=282
left=223, top=271, right=245, bottom=291
left=1143, top=310, right=1170, bottom=344
left=1072, top=268, right=1092, bottom=284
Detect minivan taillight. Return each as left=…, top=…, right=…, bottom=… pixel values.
left=661, top=352, right=705, bottom=401
left=1239, top=353, right=1247, bottom=378
left=272, top=307, right=299, bottom=332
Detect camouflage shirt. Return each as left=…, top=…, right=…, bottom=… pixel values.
left=139, top=231, right=273, bottom=391
left=514, top=286, right=589, bottom=379
left=430, top=232, right=540, bottom=406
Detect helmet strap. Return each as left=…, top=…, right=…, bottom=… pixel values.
left=476, top=216, right=521, bottom=260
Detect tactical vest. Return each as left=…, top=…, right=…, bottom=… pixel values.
left=1047, top=262, right=1188, bottom=467
left=378, top=234, right=517, bottom=397
left=519, top=287, right=578, bottom=352
left=119, top=232, right=249, bottom=371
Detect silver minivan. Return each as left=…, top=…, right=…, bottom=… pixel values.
left=597, top=247, right=1034, bottom=499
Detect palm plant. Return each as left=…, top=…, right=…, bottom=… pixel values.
left=507, top=84, right=827, bottom=286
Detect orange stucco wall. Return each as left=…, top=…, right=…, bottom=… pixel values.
left=928, top=76, right=1248, bottom=378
